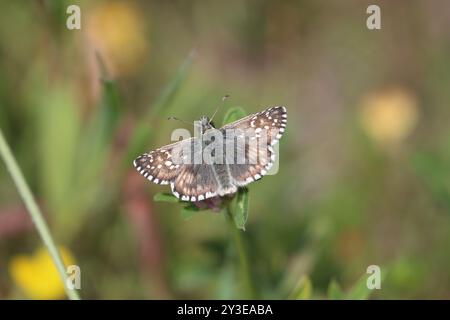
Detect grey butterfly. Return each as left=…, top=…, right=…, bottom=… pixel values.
left=133, top=106, right=287, bottom=202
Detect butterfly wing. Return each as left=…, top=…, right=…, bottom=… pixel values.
left=225, top=137, right=276, bottom=186
left=222, top=106, right=287, bottom=186
left=221, top=106, right=287, bottom=146
left=170, top=163, right=219, bottom=201
left=134, top=137, right=220, bottom=201
left=134, top=106, right=287, bottom=200
left=133, top=138, right=195, bottom=185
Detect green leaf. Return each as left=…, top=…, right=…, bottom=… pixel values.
left=222, top=107, right=247, bottom=126
left=327, top=279, right=344, bottom=300
left=231, top=188, right=249, bottom=230
left=180, top=204, right=199, bottom=220
left=289, top=276, right=312, bottom=300
left=153, top=192, right=179, bottom=203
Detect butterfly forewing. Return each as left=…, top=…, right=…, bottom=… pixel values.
left=222, top=106, right=287, bottom=146
left=133, top=138, right=195, bottom=185
left=223, top=106, right=286, bottom=185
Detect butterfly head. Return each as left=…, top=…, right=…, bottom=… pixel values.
left=199, top=116, right=215, bottom=134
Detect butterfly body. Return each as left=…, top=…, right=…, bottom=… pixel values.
left=134, top=106, right=287, bottom=202
left=197, top=116, right=214, bottom=134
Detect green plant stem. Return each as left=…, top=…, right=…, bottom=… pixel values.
left=0, top=128, right=80, bottom=300
left=225, top=204, right=257, bottom=299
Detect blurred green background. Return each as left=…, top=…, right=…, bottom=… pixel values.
left=1, top=0, right=450, bottom=299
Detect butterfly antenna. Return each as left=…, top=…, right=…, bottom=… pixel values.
left=209, top=95, right=230, bottom=124
left=167, top=116, right=194, bottom=126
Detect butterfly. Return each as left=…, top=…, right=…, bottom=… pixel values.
left=133, top=106, right=287, bottom=202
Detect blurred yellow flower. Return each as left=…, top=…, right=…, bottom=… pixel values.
left=85, top=2, right=149, bottom=76
left=9, top=246, right=75, bottom=300
left=359, top=88, right=419, bottom=146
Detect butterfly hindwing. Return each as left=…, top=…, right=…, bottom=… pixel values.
left=170, top=164, right=219, bottom=201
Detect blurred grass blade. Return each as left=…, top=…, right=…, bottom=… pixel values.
left=97, top=78, right=121, bottom=144
left=0, top=127, right=80, bottom=300
left=327, top=279, right=344, bottom=300
left=79, top=76, right=121, bottom=171
left=82, top=53, right=121, bottom=158
left=288, top=276, right=312, bottom=300
left=149, top=49, right=197, bottom=117
left=95, top=51, right=122, bottom=144
left=232, top=188, right=249, bottom=230
left=127, top=50, right=196, bottom=163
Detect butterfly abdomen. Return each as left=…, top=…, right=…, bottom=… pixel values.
left=212, top=163, right=237, bottom=196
